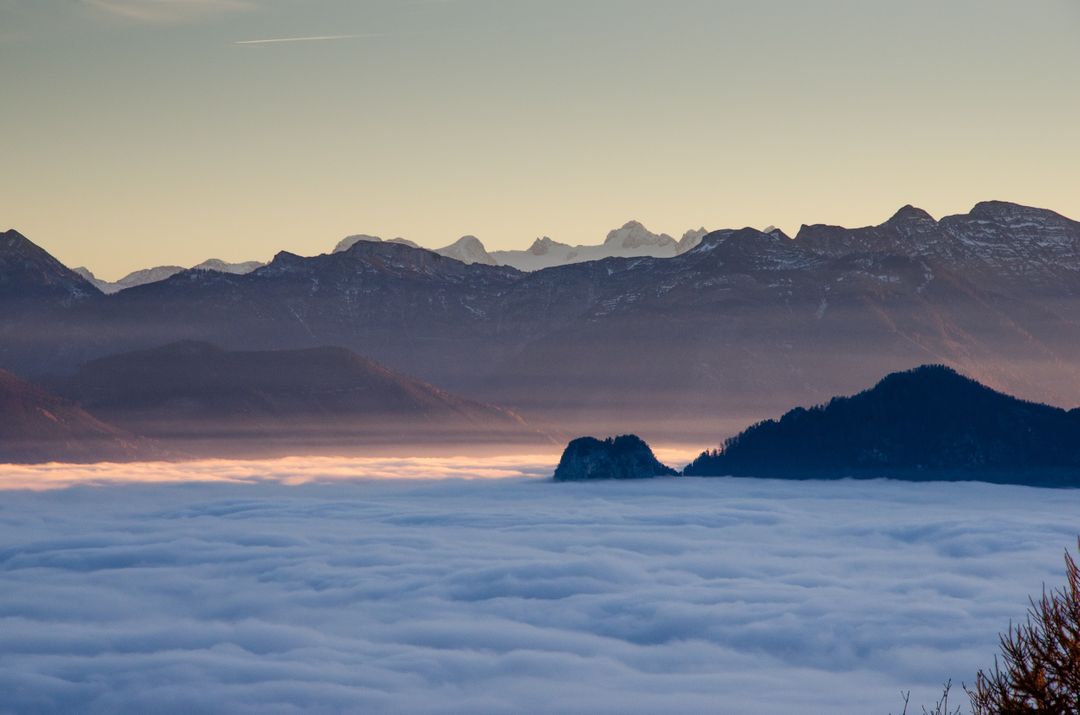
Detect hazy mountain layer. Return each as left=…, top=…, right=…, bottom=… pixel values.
left=4, top=201, right=1080, bottom=442
left=0, top=368, right=156, bottom=463
left=53, top=341, right=546, bottom=453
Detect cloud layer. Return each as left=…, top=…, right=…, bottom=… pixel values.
left=1, top=468, right=1077, bottom=713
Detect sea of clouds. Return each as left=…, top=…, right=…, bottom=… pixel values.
left=1, top=458, right=1078, bottom=714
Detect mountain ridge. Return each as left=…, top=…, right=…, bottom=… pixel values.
left=0, top=228, right=100, bottom=304
left=4, top=200, right=1080, bottom=441
left=75, top=259, right=266, bottom=294
left=50, top=200, right=1080, bottom=292
left=0, top=367, right=159, bottom=463
left=52, top=340, right=548, bottom=452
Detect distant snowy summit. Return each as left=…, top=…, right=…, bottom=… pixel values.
left=333, top=221, right=714, bottom=271
left=493, top=222, right=710, bottom=271
left=436, top=236, right=498, bottom=266
left=90, top=219, right=714, bottom=288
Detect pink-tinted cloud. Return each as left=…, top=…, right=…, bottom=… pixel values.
left=0, top=454, right=560, bottom=491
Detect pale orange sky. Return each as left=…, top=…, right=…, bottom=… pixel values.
left=1, top=0, right=1078, bottom=279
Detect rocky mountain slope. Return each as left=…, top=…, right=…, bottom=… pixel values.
left=0, top=229, right=100, bottom=305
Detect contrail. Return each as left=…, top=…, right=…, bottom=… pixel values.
left=234, top=34, right=372, bottom=45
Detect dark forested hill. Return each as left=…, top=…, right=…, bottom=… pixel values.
left=683, top=365, right=1080, bottom=485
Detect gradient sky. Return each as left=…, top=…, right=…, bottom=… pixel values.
left=2, top=0, right=1078, bottom=279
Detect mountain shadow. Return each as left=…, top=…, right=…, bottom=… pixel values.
left=54, top=341, right=550, bottom=455
left=683, top=365, right=1080, bottom=486
left=0, top=369, right=159, bottom=464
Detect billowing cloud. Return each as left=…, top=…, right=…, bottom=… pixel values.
left=0, top=469, right=1076, bottom=713
left=83, top=0, right=256, bottom=24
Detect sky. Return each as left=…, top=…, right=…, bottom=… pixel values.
left=1, top=0, right=1078, bottom=279
left=1, top=470, right=1078, bottom=713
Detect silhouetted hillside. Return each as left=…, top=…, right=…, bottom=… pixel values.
left=0, top=369, right=156, bottom=463
left=684, top=366, right=1080, bottom=485
left=55, top=341, right=547, bottom=452
left=553, top=435, right=677, bottom=481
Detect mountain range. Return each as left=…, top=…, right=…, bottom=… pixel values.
left=489, top=222, right=711, bottom=270
left=3, top=199, right=1080, bottom=443
left=61, top=219, right=788, bottom=292
left=78, top=220, right=708, bottom=292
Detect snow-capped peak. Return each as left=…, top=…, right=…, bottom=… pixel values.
left=604, top=221, right=677, bottom=249
left=435, top=236, right=497, bottom=265
left=527, top=237, right=566, bottom=256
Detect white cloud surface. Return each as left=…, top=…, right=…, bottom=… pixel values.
left=0, top=464, right=1077, bottom=714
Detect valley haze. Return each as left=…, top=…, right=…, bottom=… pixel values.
left=5, top=198, right=1080, bottom=458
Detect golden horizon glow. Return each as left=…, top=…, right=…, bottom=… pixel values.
left=0, top=445, right=706, bottom=491
left=2, top=0, right=1078, bottom=279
